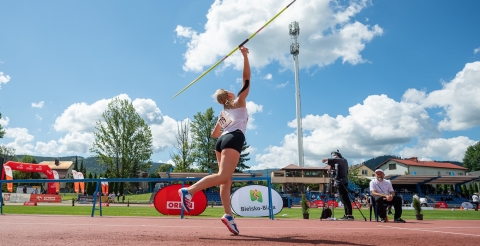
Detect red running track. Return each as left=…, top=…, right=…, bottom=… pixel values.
left=0, top=215, right=479, bottom=246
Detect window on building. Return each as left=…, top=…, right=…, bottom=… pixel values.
left=361, top=170, right=368, bottom=175
left=389, top=164, right=396, bottom=170
left=438, top=171, right=441, bottom=175
left=458, top=173, right=464, bottom=176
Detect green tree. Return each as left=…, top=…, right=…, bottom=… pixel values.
left=347, top=165, right=370, bottom=190
left=171, top=121, right=195, bottom=172
left=19, top=155, right=37, bottom=164
left=87, top=172, right=95, bottom=195
left=0, top=145, right=16, bottom=163
left=73, top=156, right=79, bottom=171
left=90, top=97, right=153, bottom=179
left=190, top=107, right=218, bottom=172
left=0, top=112, right=5, bottom=139
left=463, top=141, right=480, bottom=172
left=156, top=164, right=174, bottom=173
left=235, top=141, right=251, bottom=172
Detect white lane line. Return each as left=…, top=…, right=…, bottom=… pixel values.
left=378, top=225, right=480, bottom=237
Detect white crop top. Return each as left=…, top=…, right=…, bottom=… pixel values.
left=218, top=107, right=248, bottom=135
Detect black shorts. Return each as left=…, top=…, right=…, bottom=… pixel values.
left=215, top=130, right=245, bottom=153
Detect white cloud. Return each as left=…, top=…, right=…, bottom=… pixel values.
left=246, top=101, right=263, bottom=130
left=0, top=116, right=9, bottom=127
left=175, top=0, right=382, bottom=73
left=150, top=115, right=178, bottom=152
left=399, top=136, right=476, bottom=162
left=474, top=47, right=480, bottom=54
left=32, top=101, right=45, bottom=108
left=132, top=98, right=164, bottom=124
left=254, top=94, right=437, bottom=169
left=4, top=128, right=35, bottom=154
left=53, top=97, right=114, bottom=133
left=417, top=61, right=480, bottom=131
left=263, top=73, right=272, bottom=80
left=2, top=94, right=182, bottom=157
left=0, top=71, right=11, bottom=88
left=276, top=81, right=289, bottom=88
left=35, top=114, right=42, bottom=121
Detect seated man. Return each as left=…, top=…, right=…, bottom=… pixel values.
left=419, top=197, right=428, bottom=207
left=369, top=169, right=406, bottom=223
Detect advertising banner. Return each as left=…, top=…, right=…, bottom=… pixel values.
left=153, top=184, right=207, bottom=216
left=72, top=170, right=79, bottom=193
left=4, top=165, right=13, bottom=192
left=230, top=185, right=283, bottom=217
left=30, top=194, right=62, bottom=203
left=53, top=170, right=60, bottom=193
left=309, top=200, right=325, bottom=208
left=328, top=200, right=339, bottom=208
left=3, top=193, right=31, bottom=203
left=101, top=177, right=109, bottom=195
left=78, top=195, right=95, bottom=204
left=435, top=201, right=448, bottom=208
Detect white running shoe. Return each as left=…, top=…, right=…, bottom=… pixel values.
left=221, top=214, right=239, bottom=235
left=178, top=188, right=192, bottom=212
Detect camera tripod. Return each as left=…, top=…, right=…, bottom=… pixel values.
left=322, top=167, right=367, bottom=221
left=339, top=181, right=367, bottom=221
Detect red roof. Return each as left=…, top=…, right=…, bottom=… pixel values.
left=379, top=158, right=467, bottom=170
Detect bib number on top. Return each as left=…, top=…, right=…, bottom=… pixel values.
left=218, top=111, right=232, bottom=129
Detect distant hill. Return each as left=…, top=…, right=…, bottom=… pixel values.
left=363, top=155, right=400, bottom=170
left=15, top=155, right=166, bottom=175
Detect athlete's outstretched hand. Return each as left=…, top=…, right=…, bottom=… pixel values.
left=240, top=46, right=249, bottom=57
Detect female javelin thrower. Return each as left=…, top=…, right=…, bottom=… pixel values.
left=178, top=46, right=250, bottom=235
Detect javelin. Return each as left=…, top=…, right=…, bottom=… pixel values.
left=171, top=0, right=297, bottom=99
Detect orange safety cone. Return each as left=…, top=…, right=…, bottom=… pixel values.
left=460, top=206, right=463, bottom=210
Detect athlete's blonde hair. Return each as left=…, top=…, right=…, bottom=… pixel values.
left=213, top=89, right=235, bottom=108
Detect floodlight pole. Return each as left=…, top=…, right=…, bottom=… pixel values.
left=289, top=21, right=304, bottom=167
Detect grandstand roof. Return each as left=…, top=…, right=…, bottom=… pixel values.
left=280, top=164, right=329, bottom=170
left=385, top=174, right=480, bottom=185
left=377, top=157, right=467, bottom=170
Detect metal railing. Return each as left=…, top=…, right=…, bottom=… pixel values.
left=0, top=176, right=275, bottom=219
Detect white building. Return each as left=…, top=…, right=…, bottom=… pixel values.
left=377, top=157, right=467, bottom=176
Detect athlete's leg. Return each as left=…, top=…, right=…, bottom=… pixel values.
left=188, top=148, right=239, bottom=195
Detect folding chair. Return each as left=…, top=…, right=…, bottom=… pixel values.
left=367, top=190, right=391, bottom=222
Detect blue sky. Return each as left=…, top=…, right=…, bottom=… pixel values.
left=1, top=0, right=479, bottom=170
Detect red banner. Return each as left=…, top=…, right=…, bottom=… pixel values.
left=309, top=200, right=325, bottom=208
left=352, top=201, right=362, bottom=208
left=435, top=201, right=448, bottom=208
left=23, top=202, right=37, bottom=206
left=153, top=184, right=207, bottom=216
left=327, top=200, right=339, bottom=208
left=30, top=194, right=62, bottom=203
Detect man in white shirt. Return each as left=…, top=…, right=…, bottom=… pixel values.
left=419, top=197, right=428, bottom=207
left=369, top=169, right=405, bottom=223
left=472, top=193, right=479, bottom=211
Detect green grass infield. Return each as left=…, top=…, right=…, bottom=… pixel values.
left=1, top=204, right=478, bottom=220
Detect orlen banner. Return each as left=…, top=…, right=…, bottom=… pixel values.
left=30, top=194, right=62, bottom=203
left=3, top=165, right=13, bottom=192
left=230, top=185, right=283, bottom=217
left=153, top=184, right=207, bottom=216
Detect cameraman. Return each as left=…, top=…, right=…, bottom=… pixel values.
left=322, top=151, right=354, bottom=221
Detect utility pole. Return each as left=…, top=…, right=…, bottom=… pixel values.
left=289, top=21, right=304, bottom=167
